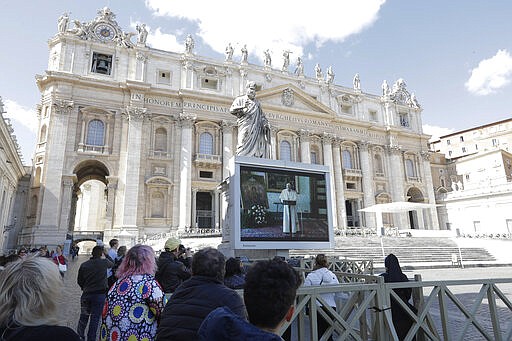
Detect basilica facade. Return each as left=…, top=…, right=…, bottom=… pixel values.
left=20, top=8, right=439, bottom=246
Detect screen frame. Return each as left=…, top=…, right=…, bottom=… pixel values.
left=230, top=156, right=334, bottom=250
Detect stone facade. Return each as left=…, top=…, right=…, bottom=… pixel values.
left=22, top=8, right=439, bottom=246
left=0, top=97, right=28, bottom=253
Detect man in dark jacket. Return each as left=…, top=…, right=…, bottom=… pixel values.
left=156, top=247, right=246, bottom=341
left=155, top=237, right=191, bottom=293
left=198, top=258, right=302, bottom=340
left=77, top=245, right=113, bottom=341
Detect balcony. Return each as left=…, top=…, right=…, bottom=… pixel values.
left=342, top=168, right=362, bottom=179
left=78, top=143, right=109, bottom=154
left=194, top=153, right=222, bottom=168
left=150, top=150, right=172, bottom=159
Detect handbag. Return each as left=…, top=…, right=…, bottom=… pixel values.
left=56, top=256, right=67, bottom=272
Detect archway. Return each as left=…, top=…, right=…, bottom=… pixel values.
left=406, top=187, right=424, bottom=229
left=71, top=160, right=111, bottom=239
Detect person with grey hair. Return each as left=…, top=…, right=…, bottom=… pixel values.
left=0, top=256, right=81, bottom=340
left=156, top=247, right=246, bottom=340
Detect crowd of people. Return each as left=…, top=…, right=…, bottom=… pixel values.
left=0, top=236, right=416, bottom=341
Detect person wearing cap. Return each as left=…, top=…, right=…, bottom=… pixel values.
left=155, top=237, right=191, bottom=294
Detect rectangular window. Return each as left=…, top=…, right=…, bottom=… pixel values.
left=346, top=182, right=356, bottom=190
left=492, top=138, right=499, bottom=147
left=462, top=147, right=466, bottom=153
left=460, top=136, right=464, bottom=142
left=447, top=139, right=451, bottom=145
left=91, top=52, right=112, bottom=75
left=199, top=171, right=213, bottom=178
left=475, top=144, right=478, bottom=150
left=448, top=150, right=452, bottom=157
left=473, top=220, right=481, bottom=233
left=157, top=70, right=171, bottom=84
left=369, top=110, right=377, bottom=122
left=399, top=113, right=409, bottom=127
left=201, top=77, right=218, bottom=90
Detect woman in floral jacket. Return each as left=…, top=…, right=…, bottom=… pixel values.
left=100, top=245, right=164, bottom=341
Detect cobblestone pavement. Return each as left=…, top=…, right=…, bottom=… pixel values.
left=60, top=256, right=512, bottom=339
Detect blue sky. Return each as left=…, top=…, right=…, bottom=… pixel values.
left=1, top=0, right=512, bottom=164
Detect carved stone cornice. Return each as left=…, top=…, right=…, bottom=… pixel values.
left=123, top=106, right=148, bottom=122
left=332, top=138, right=342, bottom=149
left=52, top=100, right=74, bottom=115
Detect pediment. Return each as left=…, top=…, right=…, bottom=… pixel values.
left=256, top=84, right=335, bottom=118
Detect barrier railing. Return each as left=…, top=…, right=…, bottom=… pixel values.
left=275, top=273, right=512, bottom=340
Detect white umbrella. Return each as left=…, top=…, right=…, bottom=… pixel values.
left=358, top=202, right=440, bottom=234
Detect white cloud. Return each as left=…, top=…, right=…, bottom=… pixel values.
left=147, top=27, right=183, bottom=52
left=465, top=49, right=512, bottom=95
left=423, top=124, right=454, bottom=142
left=3, top=99, right=38, bottom=132
left=144, top=0, right=385, bottom=64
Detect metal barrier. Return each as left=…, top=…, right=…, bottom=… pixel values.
left=274, top=272, right=512, bottom=340
left=300, top=257, right=374, bottom=275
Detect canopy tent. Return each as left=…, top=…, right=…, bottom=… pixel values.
left=358, top=202, right=440, bottom=234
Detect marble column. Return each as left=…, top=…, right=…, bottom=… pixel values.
left=119, top=106, right=147, bottom=232
left=331, top=138, right=345, bottom=229
left=221, top=120, right=235, bottom=179
left=358, top=141, right=376, bottom=228
left=191, top=188, right=198, bottom=228
left=299, top=129, right=311, bottom=164
left=105, top=176, right=118, bottom=230
left=59, top=175, right=77, bottom=233
left=421, top=151, right=440, bottom=229
left=178, top=114, right=196, bottom=230
left=270, top=127, right=278, bottom=160
left=39, top=101, right=74, bottom=234
left=386, top=145, right=407, bottom=228
left=322, top=134, right=338, bottom=228
left=213, top=188, right=220, bottom=230
left=135, top=52, right=148, bottom=82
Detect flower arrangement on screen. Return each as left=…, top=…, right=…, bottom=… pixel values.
left=249, top=204, right=267, bottom=226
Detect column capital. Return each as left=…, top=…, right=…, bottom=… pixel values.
left=221, top=120, right=237, bottom=130
left=321, top=133, right=335, bottom=145
left=136, top=51, right=149, bottom=62
left=62, top=174, right=77, bottom=187
left=52, top=100, right=74, bottom=115
left=106, top=176, right=119, bottom=189
left=179, top=113, right=196, bottom=128
left=385, top=144, right=402, bottom=155
left=298, top=129, right=312, bottom=142
left=358, top=140, right=371, bottom=151
left=123, top=106, right=148, bottom=122
left=420, top=150, right=431, bottom=161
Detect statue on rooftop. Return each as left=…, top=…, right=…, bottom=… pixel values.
left=225, top=43, right=234, bottom=61
left=282, top=50, right=291, bottom=72
left=136, top=23, right=148, bottom=45
left=264, top=49, right=272, bottom=67
left=241, top=44, right=248, bottom=63
left=294, top=57, right=304, bottom=76
left=353, top=73, right=361, bottom=91
left=185, top=34, right=194, bottom=54
left=58, top=13, right=69, bottom=33
left=315, top=63, right=323, bottom=80
left=326, top=66, right=335, bottom=84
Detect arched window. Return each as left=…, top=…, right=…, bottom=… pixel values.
left=199, top=132, right=214, bottom=155
left=405, top=159, right=415, bottom=177
left=86, top=119, right=104, bottom=146
left=374, top=154, right=384, bottom=174
left=342, top=150, right=353, bottom=169
left=310, top=151, right=318, bottom=164
left=39, top=125, right=47, bottom=143
left=154, top=128, right=167, bottom=152
left=151, top=192, right=164, bottom=218
left=280, top=141, right=292, bottom=161
left=440, top=177, right=445, bottom=187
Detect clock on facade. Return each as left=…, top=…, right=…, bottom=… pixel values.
left=94, top=23, right=115, bottom=42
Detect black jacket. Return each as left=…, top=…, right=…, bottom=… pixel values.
left=156, top=275, right=247, bottom=341
left=77, top=257, right=113, bottom=294
left=155, top=251, right=191, bottom=293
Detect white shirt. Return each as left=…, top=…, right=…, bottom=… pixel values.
left=304, top=267, right=340, bottom=307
